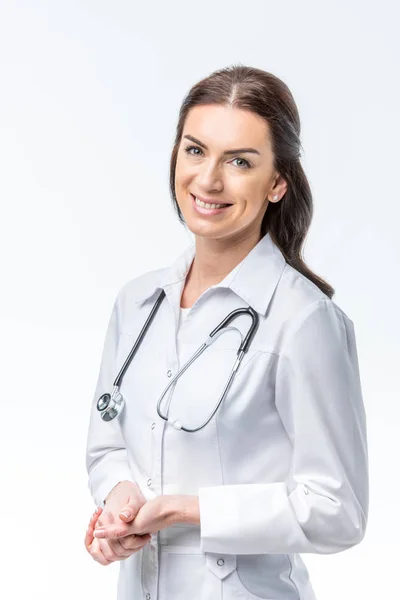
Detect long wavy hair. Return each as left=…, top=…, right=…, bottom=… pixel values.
left=169, top=64, right=334, bottom=299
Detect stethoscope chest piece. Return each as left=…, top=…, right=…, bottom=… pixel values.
left=97, top=386, right=124, bottom=422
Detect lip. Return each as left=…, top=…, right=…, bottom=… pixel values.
left=191, top=193, right=232, bottom=206
left=191, top=193, right=232, bottom=216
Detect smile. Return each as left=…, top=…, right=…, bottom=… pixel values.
left=190, top=194, right=233, bottom=216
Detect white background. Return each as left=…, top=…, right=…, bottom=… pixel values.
left=0, top=1, right=399, bottom=598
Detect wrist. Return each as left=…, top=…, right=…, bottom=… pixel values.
left=175, top=495, right=200, bottom=526
left=104, top=480, right=138, bottom=505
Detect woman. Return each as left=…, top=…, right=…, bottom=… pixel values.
left=85, top=65, right=368, bottom=600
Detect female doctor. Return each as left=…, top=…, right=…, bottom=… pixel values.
left=84, top=65, right=368, bottom=600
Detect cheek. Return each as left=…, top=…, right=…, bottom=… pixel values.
left=242, top=179, right=268, bottom=208
left=175, top=155, right=194, bottom=184
left=230, top=171, right=260, bottom=195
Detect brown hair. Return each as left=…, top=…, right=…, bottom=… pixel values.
left=169, top=64, right=334, bottom=299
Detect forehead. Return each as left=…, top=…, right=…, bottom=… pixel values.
left=182, top=104, right=271, bottom=151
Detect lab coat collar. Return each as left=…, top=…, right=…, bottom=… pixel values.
left=133, top=232, right=287, bottom=315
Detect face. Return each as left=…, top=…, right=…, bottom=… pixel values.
left=174, top=104, right=287, bottom=243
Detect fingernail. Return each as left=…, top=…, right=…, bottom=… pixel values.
left=120, top=511, right=131, bottom=518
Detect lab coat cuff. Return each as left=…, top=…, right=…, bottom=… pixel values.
left=198, top=483, right=313, bottom=555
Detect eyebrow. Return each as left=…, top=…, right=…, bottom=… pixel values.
left=183, top=134, right=261, bottom=156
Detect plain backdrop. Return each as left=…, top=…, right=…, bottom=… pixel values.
left=0, top=1, right=399, bottom=598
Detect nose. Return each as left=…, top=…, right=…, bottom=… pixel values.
left=195, top=160, right=224, bottom=192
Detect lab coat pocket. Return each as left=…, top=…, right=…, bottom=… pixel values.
left=223, top=554, right=300, bottom=600
left=158, top=549, right=220, bottom=600
left=204, top=551, right=272, bottom=600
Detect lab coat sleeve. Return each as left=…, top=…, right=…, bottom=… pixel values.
left=199, top=298, right=369, bottom=555
left=85, top=294, right=135, bottom=508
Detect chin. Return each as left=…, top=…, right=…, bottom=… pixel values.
left=185, top=221, right=234, bottom=241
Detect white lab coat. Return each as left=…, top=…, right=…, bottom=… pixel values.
left=86, top=232, right=368, bottom=600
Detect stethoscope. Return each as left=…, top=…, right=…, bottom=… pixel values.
left=97, top=289, right=259, bottom=432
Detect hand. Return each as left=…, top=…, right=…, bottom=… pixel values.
left=94, top=494, right=180, bottom=541
left=85, top=507, right=116, bottom=566
left=85, top=481, right=151, bottom=566
left=84, top=506, right=103, bottom=552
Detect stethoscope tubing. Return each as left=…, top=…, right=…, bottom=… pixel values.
left=97, top=289, right=259, bottom=430
left=114, top=289, right=166, bottom=388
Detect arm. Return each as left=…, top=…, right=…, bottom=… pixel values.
left=198, top=298, right=369, bottom=555
left=175, top=495, right=201, bottom=526
left=86, top=295, right=135, bottom=508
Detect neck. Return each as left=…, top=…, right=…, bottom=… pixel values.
left=187, top=229, right=262, bottom=292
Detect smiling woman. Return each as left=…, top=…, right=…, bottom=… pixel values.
left=169, top=66, right=334, bottom=301
left=85, top=64, right=368, bottom=600
left=173, top=104, right=284, bottom=253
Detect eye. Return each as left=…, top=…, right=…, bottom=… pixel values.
left=231, top=157, right=251, bottom=169
left=184, top=145, right=202, bottom=157
left=184, top=145, right=251, bottom=169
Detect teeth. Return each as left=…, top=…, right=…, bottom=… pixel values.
left=194, top=196, right=229, bottom=209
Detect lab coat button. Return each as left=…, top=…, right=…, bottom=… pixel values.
left=145, top=594, right=151, bottom=600
left=217, top=558, right=225, bottom=566
left=147, top=479, right=152, bottom=487
left=167, top=369, right=172, bottom=377
left=151, top=422, right=155, bottom=429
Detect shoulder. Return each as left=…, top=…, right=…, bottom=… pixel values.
left=113, top=266, right=168, bottom=319
left=274, top=263, right=353, bottom=336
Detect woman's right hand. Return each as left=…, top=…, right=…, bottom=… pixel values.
left=85, top=481, right=151, bottom=566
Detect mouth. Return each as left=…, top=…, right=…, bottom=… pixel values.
left=190, top=193, right=233, bottom=216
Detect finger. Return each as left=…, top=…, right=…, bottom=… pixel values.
left=106, top=538, right=134, bottom=559
left=94, top=523, right=132, bottom=540
left=119, top=534, right=152, bottom=552
left=88, top=508, right=103, bottom=528
left=118, top=494, right=146, bottom=522
left=84, top=524, right=95, bottom=551
left=89, top=509, right=149, bottom=560
left=87, top=507, right=102, bottom=532
left=109, top=534, right=151, bottom=559
left=86, top=510, right=136, bottom=565
left=90, top=527, right=150, bottom=560
left=85, top=521, right=100, bottom=550
left=84, top=509, right=104, bottom=551
left=97, top=538, right=121, bottom=562
left=97, top=533, right=145, bottom=562
left=89, top=537, right=113, bottom=566
left=95, top=509, right=115, bottom=532
left=93, top=511, right=122, bottom=562
left=85, top=518, right=100, bottom=549
left=118, top=505, right=137, bottom=522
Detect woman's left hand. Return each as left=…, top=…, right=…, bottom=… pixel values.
left=93, top=495, right=183, bottom=540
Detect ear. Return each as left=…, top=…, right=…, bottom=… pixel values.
left=269, top=174, right=287, bottom=202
